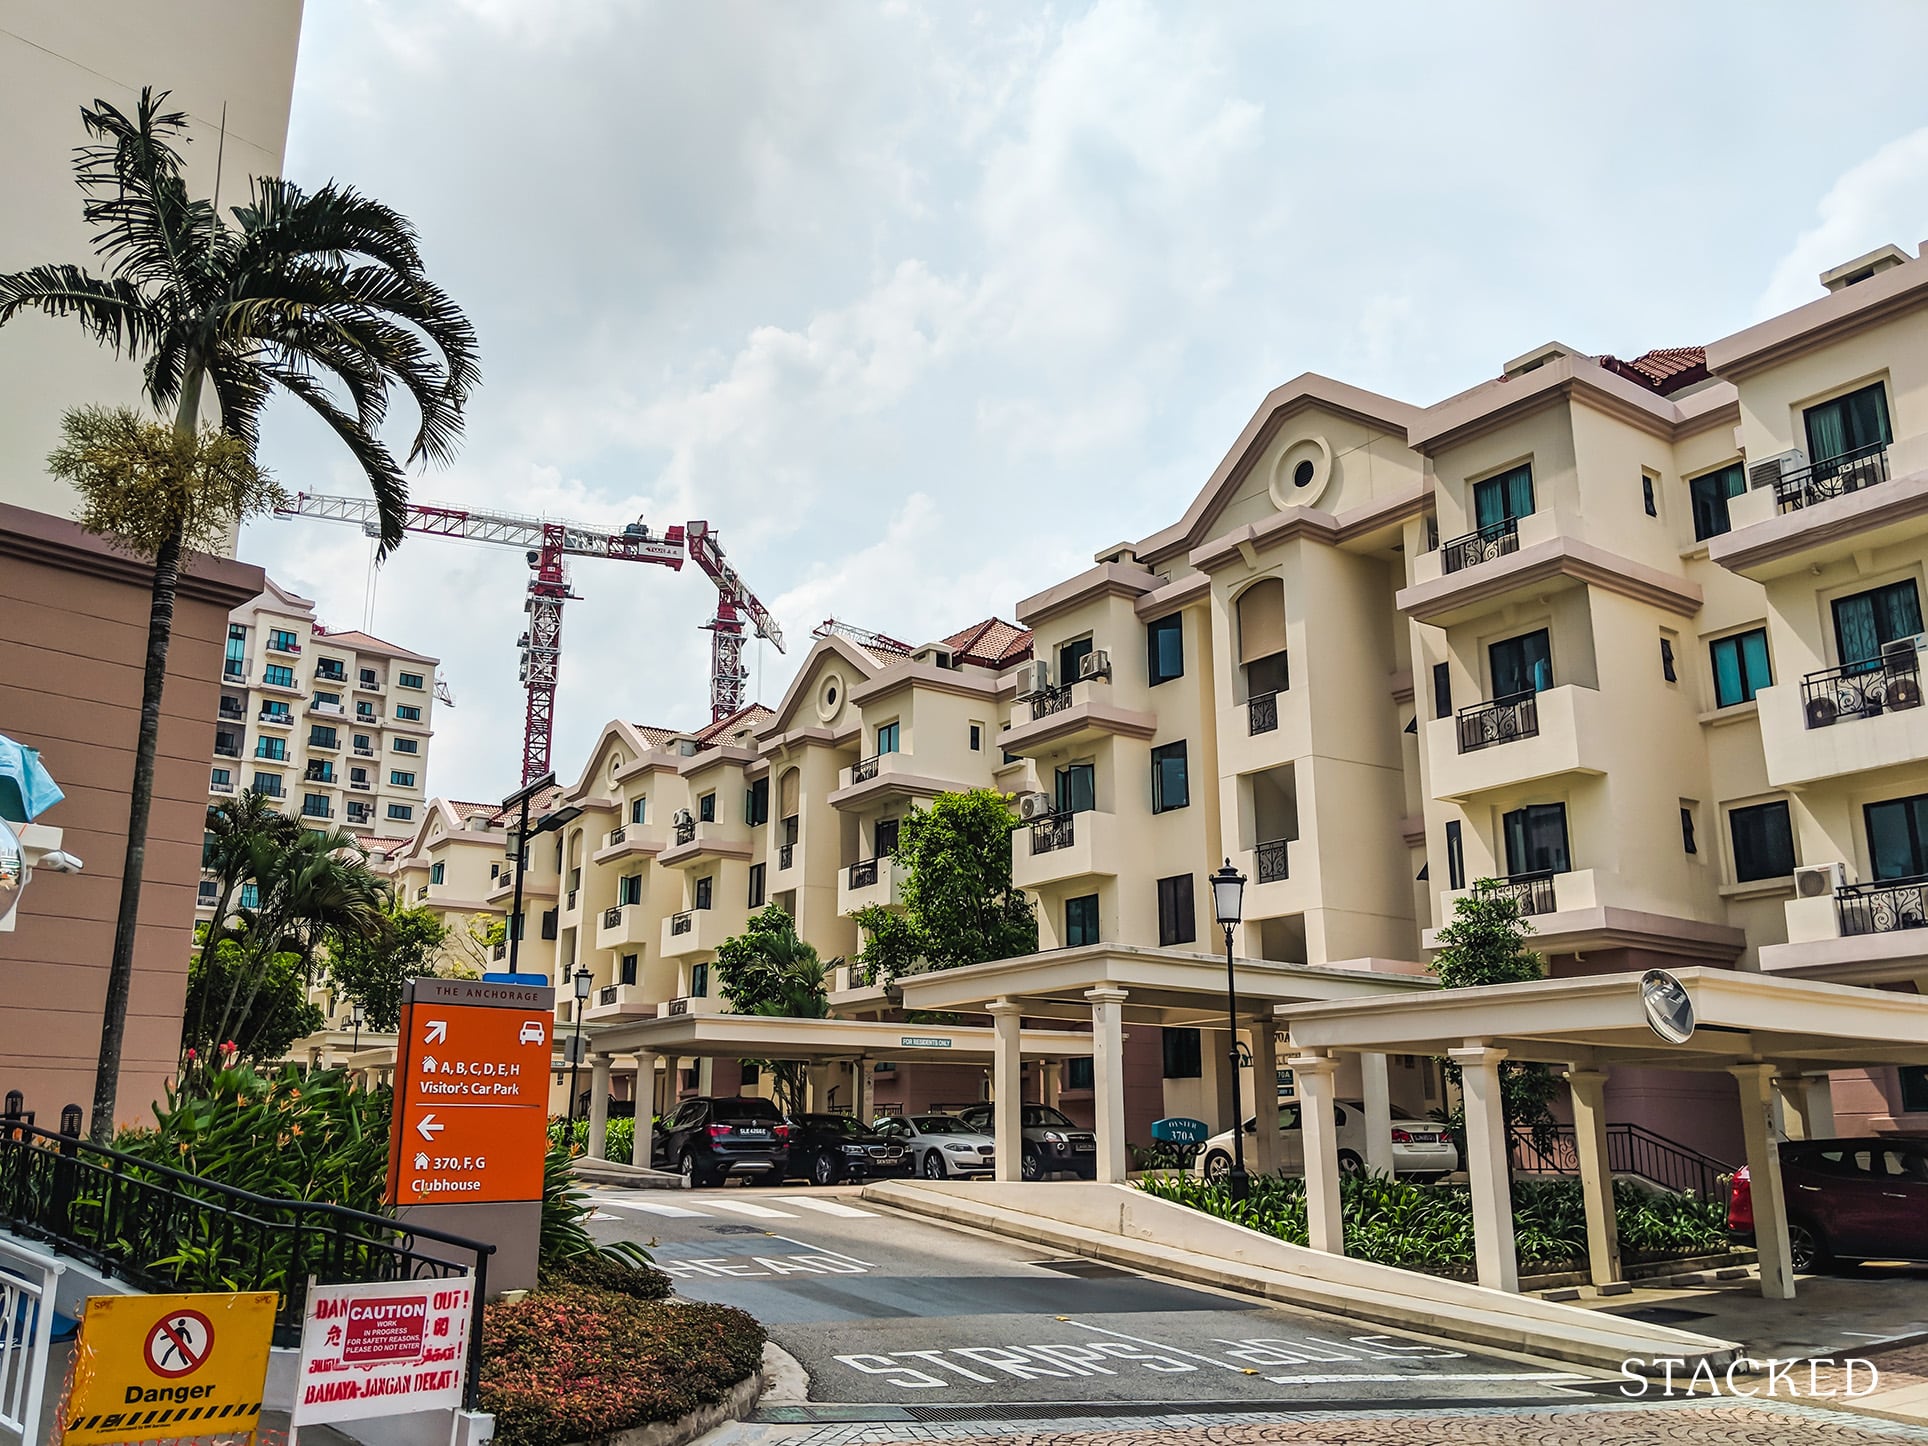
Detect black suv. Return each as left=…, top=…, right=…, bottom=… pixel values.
left=784, top=1113, right=907, bottom=1185
left=955, top=1103, right=1097, bottom=1180
left=651, top=1096, right=789, bottom=1186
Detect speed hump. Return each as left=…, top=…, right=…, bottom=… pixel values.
left=65, top=1291, right=277, bottom=1445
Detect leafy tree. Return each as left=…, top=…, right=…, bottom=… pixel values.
left=713, top=907, right=829, bottom=1115
left=1431, top=877, right=1560, bottom=1154
left=325, top=900, right=448, bottom=1032
left=0, top=90, right=476, bottom=1139
left=450, top=914, right=507, bottom=975
left=181, top=939, right=323, bottom=1066
left=850, top=789, right=1037, bottom=981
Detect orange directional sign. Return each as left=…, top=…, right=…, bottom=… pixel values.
left=387, top=977, right=556, bottom=1206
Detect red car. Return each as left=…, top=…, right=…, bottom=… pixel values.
left=1728, top=1135, right=1928, bottom=1273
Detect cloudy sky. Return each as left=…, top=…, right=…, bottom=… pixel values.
left=238, top=0, right=1928, bottom=806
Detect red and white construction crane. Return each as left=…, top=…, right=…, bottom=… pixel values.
left=276, top=493, right=785, bottom=784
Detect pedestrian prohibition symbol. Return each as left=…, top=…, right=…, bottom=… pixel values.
left=142, top=1307, right=214, bottom=1377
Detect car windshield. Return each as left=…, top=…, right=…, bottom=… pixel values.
left=1021, top=1106, right=1076, bottom=1129
left=802, top=1115, right=870, bottom=1136
left=713, top=1098, right=782, bottom=1122
left=912, top=1115, right=971, bottom=1134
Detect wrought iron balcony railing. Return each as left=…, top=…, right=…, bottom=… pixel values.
left=1802, top=651, right=1923, bottom=728
left=1248, top=691, right=1279, bottom=735
left=1456, top=690, right=1541, bottom=752
left=848, top=857, right=880, bottom=889
left=1029, top=811, right=1076, bottom=855
left=673, top=819, right=697, bottom=846
left=851, top=755, right=881, bottom=784
left=1774, top=441, right=1891, bottom=513
left=670, top=910, right=694, bottom=936
left=1255, top=837, right=1289, bottom=883
left=1440, top=515, right=1520, bottom=574
left=1029, top=683, right=1075, bottom=721
left=1485, top=869, right=1557, bottom=915
left=606, top=825, right=626, bottom=847
left=603, top=905, right=623, bottom=929
left=1836, top=874, right=1928, bottom=936
left=778, top=842, right=795, bottom=871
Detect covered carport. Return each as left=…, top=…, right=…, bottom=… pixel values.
left=582, top=1012, right=1097, bottom=1172
left=1279, top=967, right=1928, bottom=1301
left=896, top=943, right=1435, bottom=1184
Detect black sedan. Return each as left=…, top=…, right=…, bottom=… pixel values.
left=784, top=1113, right=907, bottom=1185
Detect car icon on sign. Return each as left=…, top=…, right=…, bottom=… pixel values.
left=518, top=1020, right=547, bottom=1046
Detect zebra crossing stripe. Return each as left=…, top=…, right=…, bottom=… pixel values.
left=697, top=1198, right=796, bottom=1219
left=773, top=1197, right=879, bottom=1218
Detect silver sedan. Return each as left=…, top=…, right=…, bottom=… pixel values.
left=872, top=1113, right=998, bottom=1179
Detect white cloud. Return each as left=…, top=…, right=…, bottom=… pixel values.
left=1757, top=128, right=1928, bottom=318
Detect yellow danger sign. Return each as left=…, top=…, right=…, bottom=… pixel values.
left=65, top=1291, right=277, bottom=1445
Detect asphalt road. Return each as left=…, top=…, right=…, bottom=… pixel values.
left=584, top=1180, right=1606, bottom=1410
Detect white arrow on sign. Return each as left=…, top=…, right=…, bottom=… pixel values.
left=424, top=1020, right=448, bottom=1045
left=416, top=1114, right=445, bottom=1142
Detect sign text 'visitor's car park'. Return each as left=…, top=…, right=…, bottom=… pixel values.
left=294, top=1278, right=474, bottom=1426
left=63, top=1291, right=277, bottom=1446
left=387, top=977, right=555, bottom=1205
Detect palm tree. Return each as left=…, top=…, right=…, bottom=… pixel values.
left=0, top=90, right=477, bottom=1139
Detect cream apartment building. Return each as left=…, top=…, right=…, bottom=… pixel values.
left=511, top=241, right=1928, bottom=1159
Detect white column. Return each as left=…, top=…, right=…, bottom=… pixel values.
left=1042, top=1060, right=1063, bottom=1109
left=987, top=999, right=1023, bottom=1182
left=1086, top=988, right=1129, bottom=1184
left=855, top=1057, right=875, bottom=1124
left=1291, top=1053, right=1343, bottom=1254
left=1733, top=1063, right=1796, bottom=1300
left=1450, top=1045, right=1518, bottom=1292
left=1360, top=1051, right=1394, bottom=1178
left=635, top=1051, right=658, bottom=1171
left=1565, top=1067, right=1620, bottom=1288
left=1248, top=1016, right=1281, bottom=1176
left=587, top=1054, right=612, bottom=1160
left=1777, top=1072, right=1836, bottom=1140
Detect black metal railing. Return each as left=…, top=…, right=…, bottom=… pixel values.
left=1457, top=690, right=1541, bottom=752
left=673, top=819, right=696, bottom=846
left=848, top=857, right=879, bottom=889
left=606, top=825, right=626, bottom=847
left=491, top=941, right=507, bottom=962
left=1029, top=683, right=1075, bottom=720
left=1256, top=838, right=1289, bottom=883
left=1248, top=691, right=1279, bottom=735
left=1486, top=869, right=1558, bottom=915
left=1029, top=811, right=1076, bottom=855
left=316, top=667, right=348, bottom=683
left=1837, top=874, right=1928, bottom=935
left=1801, top=652, right=1923, bottom=728
left=603, top=905, right=623, bottom=929
left=598, top=985, right=619, bottom=1006
left=214, top=744, right=241, bottom=759
left=0, top=1118, right=491, bottom=1398
left=1441, top=515, right=1520, bottom=574
left=218, top=702, right=244, bottom=721
left=671, top=911, right=694, bottom=935
left=306, top=807, right=336, bottom=821
left=779, top=842, right=795, bottom=870
left=1508, top=1122, right=1731, bottom=1203
left=851, top=755, right=881, bottom=784
left=1775, top=441, right=1891, bottom=513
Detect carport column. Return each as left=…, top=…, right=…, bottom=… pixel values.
left=1733, top=1063, right=1796, bottom=1300
left=987, top=999, right=1023, bottom=1182
left=1086, top=988, right=1129, bottom=1184
left=587, top=1055, right=612, bottom=1160
left=1775, top=1072, right=1836, bottom=1140
left=1360, top=1052, right=1394, bottom=1178
left=1449, top=1045, right=1518, bottom=1293
left=1042, top=1060, right=1062, bottom=1109
left=1289, top=1053, right=1343, bottom=1254
left=855, top=1057, right=874, bottom=1124
left=634, top=1051, right=658, bottom=1170
left=1565, top=1068, right=1620, bottom=1288
left=1247, top=1016, right=1281, bottom=1175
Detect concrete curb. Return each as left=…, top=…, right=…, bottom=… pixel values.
left=862, top=1179, right=1743, bottom=1375
left=574, top=1159, right=684, bottom=1189
left=570, top=1369, right=765, bottom=1446
left=758, top=1342, right=810, bottom=1404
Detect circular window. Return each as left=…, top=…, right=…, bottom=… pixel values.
left=1293, top=459, right=1316, bottom=489
left=827, top=686, right=838, bottom=705
left=816, top=673, right=846, bottom=723
left=1269, top=435, right=1334, bottom=509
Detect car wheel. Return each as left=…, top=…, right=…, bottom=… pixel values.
left=1202, top=1149, right=1232, bottom=1183
left=1787, top=1219, right=1832, bottom=1274
left=678, top=1150, right=702, bottom=1189
left=1020, top=1146, right=1043, bottom=1182
left=1338, top=1150, right=1365, bottom=1178
left=811, top=1152, right=839, bottom=1187
left=922, top=1151, right=947, bottom=1180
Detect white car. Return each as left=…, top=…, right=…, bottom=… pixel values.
left=1193, top=1098, right=1457, bottom=1181
left=872, top=1113, right=997, bottom=1179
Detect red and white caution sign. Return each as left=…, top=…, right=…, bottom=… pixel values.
left=293, top=1277, right=473, bottom=1427
left=141, top=1308, right=214, bottom=1378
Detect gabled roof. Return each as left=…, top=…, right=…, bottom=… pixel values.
left=696, top=703, right=775, bottom=746
left=629, top=724, right=681, bottom=750
left=939, top=618, right=1033, bottom=669
left=447, top=800, right=498, bottom=821
left=759, top=633, right=888, bottom=737
left=311, top=628, right=438, bottom=665
left=1596, top=347, right=1708, bottom=396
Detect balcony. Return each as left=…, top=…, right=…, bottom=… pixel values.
left=1762, top=875, right=1928, bottom=985
left=1011, top=809, right=1123, bottom=890
left=259, top=672, right=304, bottom=696
left=1000, top=677, right=1156, bottom=757
left=302, top=804, right=335, bottom=822
left=353, top=745, right=377, bottom=758
left=1710, top=447, right=1928, bottom=582
left=213, top=742, right=242, bottom=760
left=355, top=708, right=382, bottom=723
left=257, top=709, right=293, bottom=727
left=596, top=902, right=651, bottom=950
left=1219, top=686, right=1312, bottom=778
left=303, top=767, right=336, bottom=785
left=1248, top=692, right=1279, bottom=736
left=592, top=823, right=661, bottom=865
left=658, top=818, right=752, bottom=870
left=1240, top=836, right=1311, bottom=920
left=777, top=841, right=797, bottom=874
left=315, top=667, right=349, bottom=686
left=662, top=907, right=728, bottom=958
left=830, top=750, right=949, bottom=808
left=357, top=672, right=384, bottom=693
left=348, top=778, right=372, bottom=791
left=656, top=993, right=726, bottom=1018
left=222, top=664, right=247, bottom=683
left=345, top=807, right=373, bottom=827
left=1440, top=516, right=1519, bottom=574
left=1401, top=510, right=1679, bottom=630
left=309, top=699, right=347, bottom=718
left=1802, top=653, right=1921, bottom=729
left=1424, top=684, right=1605, bottom=801
left=217, top=700, right=245, bottom=723
left=1759, top=665, right=1928, bottom=789
left=839, top=854, right=904, bottom=914
left=1775, top=442, right=1892, bottom=514
left=266, top=637, right=301, bottom=655
left=584, top=982, right=655, bottom=1021
left=209, top=778, right=236, bottom=795
left=308, top=733, right=340, bottom=752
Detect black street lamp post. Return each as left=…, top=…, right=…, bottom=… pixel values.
left=1210, top=858, right=1250, bottom=1203
left=349, top=1002, right=363, bottom=1056
left=566, top=965, right=592, bottom=1132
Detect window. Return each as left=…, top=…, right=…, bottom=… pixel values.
left=394, top=704, right=422, bottom=722
left=694, top=876, right=714, bottom=910
left=1804, top=381, right=1891, bottom=464
left=357, top=703, right=377, bottom=719
left=1445, top=819, right=1466, bottom=891
left=1489, top=629, right=1552, bottom=698
left=1055, top=762, right=1095, bottom=815
left=1642, top=473, right=1658, bottom=518
left=268, top=628, right=298, bottom=652
left=1832, top=580, right=1923, bottom=669
left=698, top=792, right=716, bottom=823
left=387, top=804, right=413, bottom=822
left=1058, top=636, right=1094, bottom=684
left=876, top=721, right=900, bottom=755
left=264, top=664, right=295, bottom=689
left=1681, top=805, right=1697, bottom=855
left=1730, top=801, right=1796, bottom=882
left=240, top=882, right=260, bottom=909
left=1710, top=629, right=1772, bottom=707
left=224, top=625, right=248, bottom=678
left=398, top=671, right=425, bottom=690
left=210, top=767, right=232, bottom=790
left=310, top=726, right=338, bottom=749
left=745, top=777, right=769, bottom=827
left=256, top=738, right=286, bottom=761
left=1150, top=741, right=1190, bottom=813
left=1472, top=463, right=1534, bottom=528
left=390, top=770, right=416, bottom=787
left=1146, top=614, right=1184, bottom=686
left=1864, top=793, right=1928, bottom=880
left=261, top=701, right=290, bottom=720
left=875, top=818, right=900, bottom=857
left=619, top=873, right=642, bottom=905
left=354, top=734, right=372, bottom=752
left=690, top=962, right=709, bottom=998
left=1690, top=462, right=1747, bottom=541
left=312, top=690, right=340, bottom=709
left=1901, top=1067, right=1928, bottom=1115
left=360, top=668, right=379, bottom=689
left=1156, top=874, right=1196, bottom=947
left=430, top=861, right=446, bottom=885
left=393, top=737, right=419, bottom=754
left=630, top=797, right=647, bottom=825
left=253, top=772, right=283, bottom=797
left=350, top=767, right=368, bottom=785
left=1064, top=893, right=1100, bottom=947
left=1066, top=1057, right=1094, bottom=1091
left=1502, top=803, right=1570, bottom=876
left=1162, top=1027, right=1202, bottom=1079
left=748, top=863, right=766, bottom=908
left=1432, top=662, right=1452, bottom=720
left=302, top=793, right=331, bottom=818
left=969, top=723, right=983, bottom=752
left=620, top=953, right=638, bottom=986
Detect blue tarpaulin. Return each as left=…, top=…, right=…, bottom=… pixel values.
left=0, top=736, right=63, bottom=823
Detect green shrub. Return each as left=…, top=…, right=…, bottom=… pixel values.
left=482, top=1287, right=764, bottom=1445
left=546, top=1115, right=636, bottom=1164
left=540, top=1246, right=671, bottom=1301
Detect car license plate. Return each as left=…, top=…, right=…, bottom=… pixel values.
left=1073, top=1141, right=1095, bottom=1152
left=735, top=1127, right=769, bottom=1138
left=1408, top=1132, right=1438, bottom=1143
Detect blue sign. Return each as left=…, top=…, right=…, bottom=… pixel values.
left=483, top=972, right=549, bottom=986
left=1151, top=1117, right=1210, bottom=1145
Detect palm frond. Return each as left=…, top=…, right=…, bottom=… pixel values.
left=0, top=264, right=158, bottom=354
left=230, top=178, right=426, bottom=277
left=265, top=366, right=411, bottom=555
left=73, top=89, right=212, bottom=295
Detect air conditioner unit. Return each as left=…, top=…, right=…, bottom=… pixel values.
left=1883, top=633, right=1928, bottom=665
left=672, top=808, right=694, bottom=827
left=1747, top=449, right=1806, bottom=492
left=1016, top=791, right=1055, bottom=821
left=1014, top=659, right=1051, bottom=698
left=1079, top=648, right=1111, bottom=681
left=1794, top=862, right=1849, bottom=898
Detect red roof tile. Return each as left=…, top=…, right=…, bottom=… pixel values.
left=941, top=618, right=1034, bottom=668
left=1597, top=346, right=1708, bottom=396
left=696, top=703, right=774, bottom=745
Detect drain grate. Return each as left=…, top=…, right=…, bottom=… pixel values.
left=1028, top=1258, right=1136, bottom=1279
left=705, top=1222, right=770, bottom=1236
left=1609, top=1305, right=1716, bottom=1325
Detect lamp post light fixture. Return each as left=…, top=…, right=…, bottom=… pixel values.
left=349, top=1002, right=363, bottom=1056
left=1209, top=858, right=1250, bottom=1203
left=497, top=771, right=570, bottom=980
left=566, top=965, right=593, bottom=1134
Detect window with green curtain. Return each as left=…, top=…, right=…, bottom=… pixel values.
left=1832, top=580, right=1923, bottom=669
left=619, top=873, right=642, bottom=905
left=1473, top=464, right=1534, bottom=529
left=1488, top=629, right=1552, bottom=698
left=1689, top=463, right=1747, bottom=541
left=1710, top=628, right=1772, bottom=707
left=430, top=861, right=445, bottom=884
left=1864, top=794, right=1928, bottom=880
left=1804, top=381, right=1891, bottom=464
